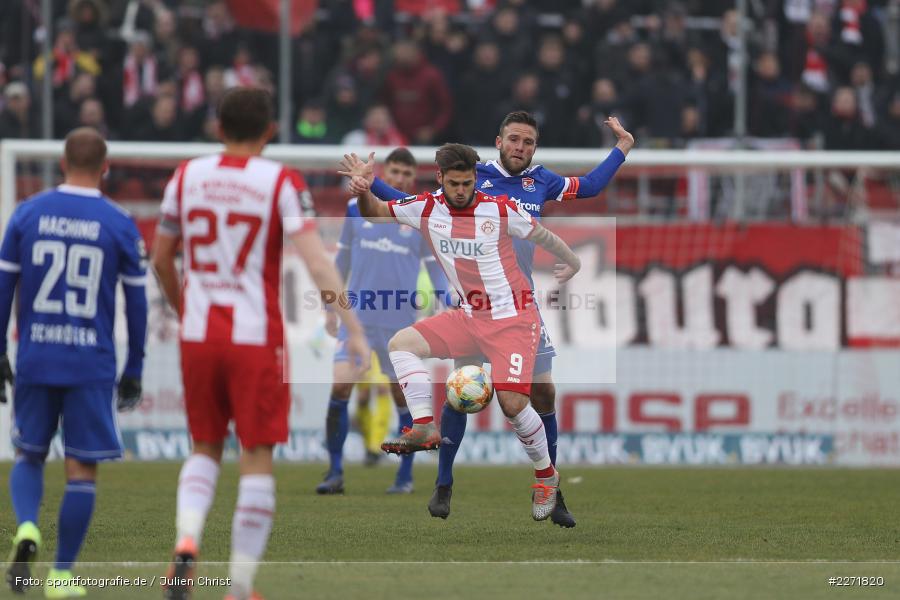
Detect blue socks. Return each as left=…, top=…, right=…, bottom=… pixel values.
left=56, top=480, right=96, bottom=570
left=540, top=411, right=558, bottom=466
left=395, top=409, right=414, bottom=485
left=325, top=397, right=349, bottom=477
left=436, top=403, right=467, bottom=487
left=10, top=455, right=45, bottom=525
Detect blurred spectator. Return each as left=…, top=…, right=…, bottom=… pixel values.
left=54, top=72, right=97, bottom=135
left=560, top=15, right=593, bottom=90
left=485, top=6, right=532, bottom=73
left=70, top=0, right=108, bottom=55
left=342, top=105, right=407, bottom=147
left=624, top=45, right=695, bottom=141
left=595, top=20, right=641, bottom=87
left=202, top=1, right=239, bottom=68
left=224, top=45, right=258, bottom=89
left=587, top=0, right=629, bottom=41
left=325, top=74, right=364, bottom=141
left=33, top=26, right=101, bottom=89
left=78, top=97, right=109, bottom=137
left=823, top=86, right=878, bottom=149
left=534, top=36, right=577, bottom=146
left=748, top=52, right=793, bottom=137
left=830, top=0, right=884, bottom=81
left=293, top=101, right=331, bottom=144
left=880, top=91, right=900, bottom=149
left=380, top=40, right=452, bottom=144
left=788, top=84, right=826, bottom=146
left=293, top=18, right=342, bottom=111
left=800, top=10, right=839, bottom=96
left=572, top=78, right=622, bottom=148
left=850, top=61, right=877, bottom=127
left=0, top=82, right=39, bottom=139
left=421, top=12, right=471, bottom=94
left=679, top=104, right=702, bottom=145
left=153, top=8, right=180, bottom=75
left=122, top=32, right=158, bottom=108
left=495, top=73, right=547, bottom=130
left=177, top=46, right=205, bottom=114
left=457, top=41, right=508, bottom=145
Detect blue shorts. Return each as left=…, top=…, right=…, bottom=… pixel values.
left=334, top=324, right=398, bottom=379
left=534, top=315, right=556, bottom=376
left=12, top=383, right=122, bottom=463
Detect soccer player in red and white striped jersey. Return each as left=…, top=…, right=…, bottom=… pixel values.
left=344, top=144, right=582, bottom=521
left=152, top=88, right=369, bottom=600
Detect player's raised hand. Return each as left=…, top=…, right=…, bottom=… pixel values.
left=553, top=262, right=580, bottom=285
left=338, top=152, right=376, bottom=184
left=604, top=116, right=635, bottom=155
left=0, top=354, right=13, bottom=404
left=117, top=376, right=143, bottom=412
left=348, top=175, right=371, bottom=197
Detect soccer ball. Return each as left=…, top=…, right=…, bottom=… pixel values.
left=445, top=365, right=493, bottom=414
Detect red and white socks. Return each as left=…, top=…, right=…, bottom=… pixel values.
left=175, top=453, right=220, bottom=547
left=229, top=474, right=275, bottom=599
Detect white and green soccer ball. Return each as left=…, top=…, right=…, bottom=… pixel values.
left=445, top=365, right=493, bottom=414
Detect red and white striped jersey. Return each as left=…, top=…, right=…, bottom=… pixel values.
left=159, top=154, right=315, bottom=346
left=388, top=190, right=536, bottom=320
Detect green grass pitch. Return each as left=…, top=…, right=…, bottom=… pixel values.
left=1, top=462, right=899, bottom=599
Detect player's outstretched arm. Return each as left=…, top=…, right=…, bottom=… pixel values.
left=350, top=177, right=395, bottom=223
left=526, top=222, right=582, bottom=284
left=151, top=231, right=183, bottom=317
left=290, top=228, right=371, bottom=372
left=554, top=116, right=635, bottom=201
left=338, top=152, right=406, bottom=201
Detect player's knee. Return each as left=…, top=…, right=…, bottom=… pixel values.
left=530, top=381, right=557, bottom=415
left=64, top=457, right=97, bottom=481
left=388, top=328, right=424, bottom=355
left=331, top=382, right=354, bottom=401
left=15, top=450, right=47, bottom=466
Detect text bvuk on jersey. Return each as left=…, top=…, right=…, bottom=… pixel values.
left=438, top=239, right=486, bottom=257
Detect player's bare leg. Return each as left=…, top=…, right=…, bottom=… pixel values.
left=165, top=442, right=223, bottom=600
left=228, top=445, right=275, bottom=600
left=530, top=373, right=575, bottom=528
left=496, top=390, right=561, bottom=521
left=381, top=328, right=441, bottom=454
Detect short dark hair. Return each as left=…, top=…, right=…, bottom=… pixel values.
left=385, top=147, right=416, bottom=167
left=218, top=87, right=272, bottom=142
left=435, top=143, right=479, bottom=174
left=64, top=126, right=107, bottom=173
left=498, top=110, right=539, bottom=138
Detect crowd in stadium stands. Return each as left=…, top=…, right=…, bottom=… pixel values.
left=0, top=0, right=898, bottom=150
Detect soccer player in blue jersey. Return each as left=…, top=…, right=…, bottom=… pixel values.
left=348, top=111, right=634, bottom=527
left=318, top=147, right=449, bottom=495
left=0, top=128, right=148, bottom=597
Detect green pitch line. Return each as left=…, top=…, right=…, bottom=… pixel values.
left=1, top=463, right=898, bottom=599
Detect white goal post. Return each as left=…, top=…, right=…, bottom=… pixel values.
left=3, top=139, right=900, bottom=232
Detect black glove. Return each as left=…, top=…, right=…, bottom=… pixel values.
left=0, top=354, right=12, bottom=404
left=117, top=376, right=142, bottom=412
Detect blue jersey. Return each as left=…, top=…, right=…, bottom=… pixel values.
left=371, top=148, right=625, bottom=286
left=476, top=160, right=576, bottom=284
left=0, top=185, right=148, bottom=386
left=337, top=198, right=447, bottom=330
